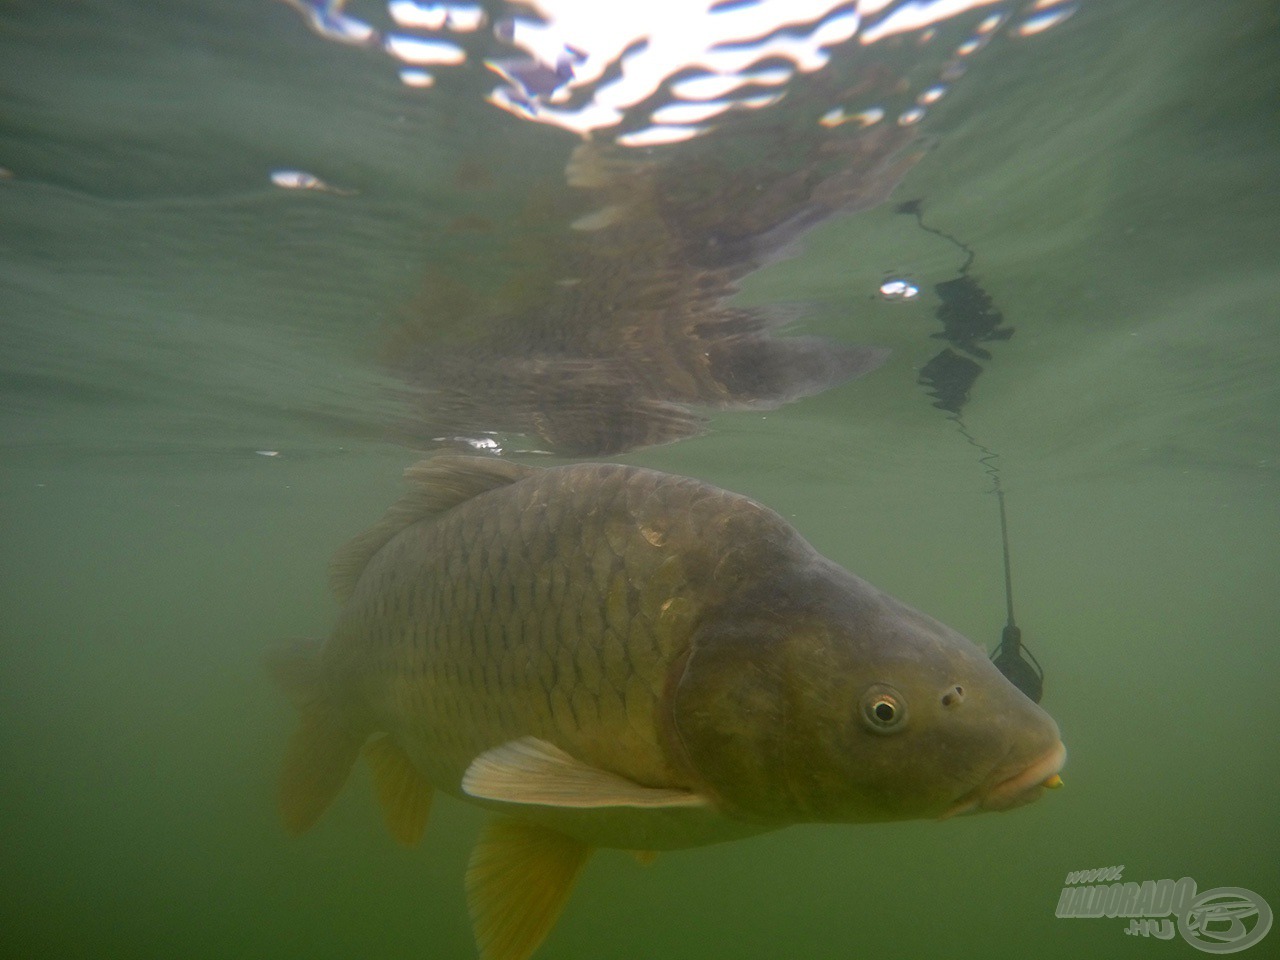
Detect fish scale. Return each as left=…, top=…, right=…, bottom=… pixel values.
left=335, top=463, right=692, bottom=793
left=269, top=456, right=1065, bottom=960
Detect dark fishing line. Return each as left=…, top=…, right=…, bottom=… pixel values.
left=899, top=200, right=1044, bottom=702
left=949, top=414, right=1012, bottom=622
left=896, top=198, right=975, bottom=273
left=957, top=414, right=1045, bottom=702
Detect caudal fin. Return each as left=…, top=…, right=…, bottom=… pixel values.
left=265, top=639, right=365, bottom=835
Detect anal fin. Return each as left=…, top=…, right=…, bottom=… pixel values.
left=364, top=735, right=434, bottom=847
left=466, top=817, right=592, bottom=960
left=265, top=639, right=364, bottom=835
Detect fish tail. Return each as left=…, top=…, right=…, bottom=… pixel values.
left=265, top=638, right=365, bottom=835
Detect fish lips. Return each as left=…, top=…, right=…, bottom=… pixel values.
left=939, top=740, right=1067, bottom=820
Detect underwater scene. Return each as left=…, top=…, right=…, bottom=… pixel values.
left=2, top=1, right=1277, bottom=958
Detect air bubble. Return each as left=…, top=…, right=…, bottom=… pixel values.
left=879, top=279, right=920, bottom=301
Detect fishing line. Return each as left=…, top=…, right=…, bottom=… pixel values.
left=896, top=199, right=975, bottom=274
left=957, top=416, right=1045, bottom=702
left=896, top=199, right=1045, bottom=702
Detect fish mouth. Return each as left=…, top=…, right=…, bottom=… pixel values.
left=940, top=740, right=1067, bottom=820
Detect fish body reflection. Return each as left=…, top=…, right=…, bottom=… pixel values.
left=391, top=121, right=926, bottom=455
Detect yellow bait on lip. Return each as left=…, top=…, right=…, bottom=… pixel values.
left=1043, top=775, right=1064, bottom=789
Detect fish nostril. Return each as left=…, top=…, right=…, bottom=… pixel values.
left=941, top=684, right=965, bottom=708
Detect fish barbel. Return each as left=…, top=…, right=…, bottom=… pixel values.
left=268, top=456, right=1065, bottom=960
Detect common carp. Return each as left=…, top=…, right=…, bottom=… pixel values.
left=268, top=457, right=1065, bottom=960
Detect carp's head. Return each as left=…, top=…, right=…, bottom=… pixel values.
left=669, top=557, right=1065, bottom=825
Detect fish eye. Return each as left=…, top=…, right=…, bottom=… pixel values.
left=859, top=684, right=908, bottom=734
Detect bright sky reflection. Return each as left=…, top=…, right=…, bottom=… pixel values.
left=281, top=0, right=1079, bottom=146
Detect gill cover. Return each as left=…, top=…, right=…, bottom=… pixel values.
left=671, top=621, right=800, bottom=824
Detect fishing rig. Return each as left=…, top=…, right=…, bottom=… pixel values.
left=897, top=200, right=1045, bottom=703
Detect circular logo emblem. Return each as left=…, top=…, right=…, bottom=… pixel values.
left=1179, top=887, right=1273, bottom=954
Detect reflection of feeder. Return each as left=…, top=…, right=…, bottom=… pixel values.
left=932, top=274, right=1014, bottom=360
left=919, top=347, right=980, bottom=414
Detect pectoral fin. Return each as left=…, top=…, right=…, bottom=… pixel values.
left=462, top=737, right=709, bottom=809
left=363, top=735, right=433, bottom=847
left=467, top=817, right=592, bottom=960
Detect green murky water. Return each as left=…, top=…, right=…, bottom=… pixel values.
left=2, top=1, right=1277, bottom=958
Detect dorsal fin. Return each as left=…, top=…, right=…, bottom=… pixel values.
left=329, top=456, right=538, bottom=602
